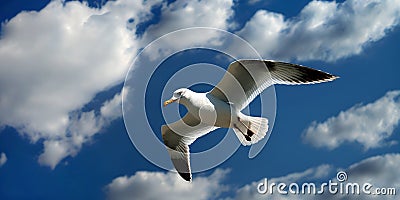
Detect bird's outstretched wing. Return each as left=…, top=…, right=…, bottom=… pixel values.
left=161, top=113, right=217, bottom=182
left=209, top=60, right=338, bottom=110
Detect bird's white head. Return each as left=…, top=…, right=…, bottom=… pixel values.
left=163, top=88, right=190, bottom=107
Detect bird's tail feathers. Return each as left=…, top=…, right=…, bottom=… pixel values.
left=233, top=115, right=269, bottom=146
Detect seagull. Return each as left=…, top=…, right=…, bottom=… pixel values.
left=162, top=60, right=338, bottom=181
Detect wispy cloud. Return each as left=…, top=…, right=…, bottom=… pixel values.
left=0, top=152, right=7, bottom=167
left=303, top=90, right=400, bottom=150
left=105, top=169, right=230, bottom=200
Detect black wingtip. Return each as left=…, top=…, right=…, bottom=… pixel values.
left=179, top=172, right=192, bottom=182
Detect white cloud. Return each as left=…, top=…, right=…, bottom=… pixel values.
left=0, top=0, right=237, bottom=169
left=106, top=168, right=229, bottom=200
left=319, top=154, right=400, bottom=199
left=101, top=91, right=125, bottom=120
left=236, top=0, right=400, bottom=61
left=141, top=0, right=235, bottom=44
left=227, top=164, right=333, bottom=200
left=229, top=154, right=400, bottom=200
left=138, top=0, right=236, bottom=61
left=247, top=0, right=262, bottom=5
left=0, top=152, right=7, bottom=167
left=105, top=159, right=398, bottom=200
left=303, top=90, right=400, bottom=150
left=0, top=0, right=151, bottom=140
left=106, top=155, right=400, bottom=200
left=236, top=10, right=287, bottom=58
left=38, top=92, right=124, bottom=169
left=345, top=154, right=400, bottom=192
left=0, top=0, right=158, bottom=168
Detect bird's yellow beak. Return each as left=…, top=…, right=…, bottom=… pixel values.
left=163, top=98, right=177, bottom=107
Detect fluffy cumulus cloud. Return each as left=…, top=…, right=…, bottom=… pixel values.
left=106, top=169, right=229, bottom=200
left=38, top=92, right=125, bottom=168
left=0, top=152, right=7, bottom=167
left=303, top=90, right=400, bottom=150
left=237, top=0, right=400, bottom=61
left=0, top=0, right=236, bottom=169
left=0, top=0, right=155, bottom=168
left=228, top=154, right=400, bottom=200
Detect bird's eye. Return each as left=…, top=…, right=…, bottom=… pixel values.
left=177, top=92, right=182, bottom=96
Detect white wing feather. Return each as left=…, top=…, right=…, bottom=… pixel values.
left=209, top=60, right=338, bottom=110
left=162, top=113, right=217, bottom=181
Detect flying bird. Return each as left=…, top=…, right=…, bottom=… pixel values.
left=162, top=60, right=338, bottom=181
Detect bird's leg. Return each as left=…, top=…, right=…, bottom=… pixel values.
left=234, top=120, right=251, bottom=141
left=237, top=117, right=255, bottom=138
left=237, top=117, right=250, bottom=130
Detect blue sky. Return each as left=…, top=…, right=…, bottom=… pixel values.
left=0, top=0, right=399, bottom=199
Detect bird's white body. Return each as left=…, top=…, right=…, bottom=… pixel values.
left=178, top=91, right=237, bottom=128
